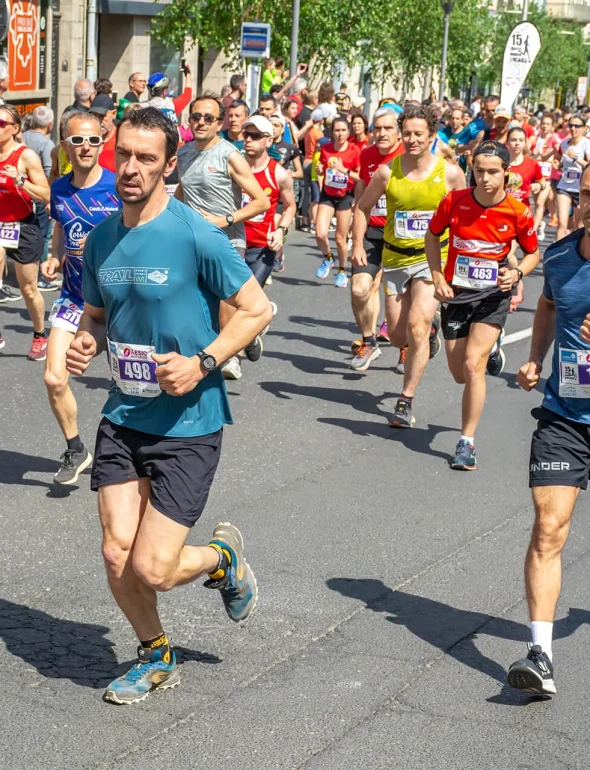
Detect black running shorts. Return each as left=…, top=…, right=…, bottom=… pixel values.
left=245, top=245, right=275, bottom=287
left=441, top=294, right=510, bottom=340
left=7, top=216, right=43, bottom=265
left=91, top=418, right=223, bottom=527
left=352, top=227, right=383, bottom=278
left=318, top=190, right=354, bottom=212
left=529, top=406, right=590, bottom=489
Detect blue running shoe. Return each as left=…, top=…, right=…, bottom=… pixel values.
left=316, top=257, right=334, bottom=279
left=451, top=439, right=477, bottom=471
left=103, top=646, right=179, bottom=705
left=205, top=522, right=258, bottom=622
left=334, top=270, right=349, bottom=288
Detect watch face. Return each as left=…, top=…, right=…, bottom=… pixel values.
left=201, top=354, right=216, bottom=371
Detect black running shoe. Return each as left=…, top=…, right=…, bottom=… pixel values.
left=244, top=335, right=263, bottom=362
left=486, top=330, right=505, bottom=376
left=0, top=285, right=22, bottom=303
left=429, top=310, right=442, bottom=359
left=507, top=644, right=556, bottom=696
left=53, top=447, right=93, bottom=485
left=390, top=398, right=415, bottom=428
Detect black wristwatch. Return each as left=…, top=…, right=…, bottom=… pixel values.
left=226, top=214, right=235, bottom=226
left=278, top=225, right=288, bottom=236
left=196, top=351, right=217, bottom=373
left=515, top=268, right=524, bottom=282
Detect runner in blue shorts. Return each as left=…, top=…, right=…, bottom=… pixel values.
left=41, top=110, right=121, bottom=484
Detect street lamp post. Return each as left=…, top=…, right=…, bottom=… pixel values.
left=290, top=0, right=300, bottom=92
left=439, top=0, right=456, bottom=101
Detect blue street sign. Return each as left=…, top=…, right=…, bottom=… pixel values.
left=240, top=22, right=271, bottom=59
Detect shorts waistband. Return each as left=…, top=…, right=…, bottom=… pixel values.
left=383, top=237, right=448, bottom=258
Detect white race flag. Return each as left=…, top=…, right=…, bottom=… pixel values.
left=500, top=22, right=541, bottom=108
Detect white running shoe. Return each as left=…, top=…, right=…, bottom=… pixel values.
left=222, top=356, right=242, bottom=380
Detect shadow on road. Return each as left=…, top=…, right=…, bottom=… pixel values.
left=0, top=598, right=221, bottom=689
left=259, top=381, right=395, bottom=419
left=263, top=350, right=351, bottom=375
left=318, top=419, right=456, bottom=462
left=327, top=578, right=590, bottom=701
left=0, top=449, right=63, bottom=490
left=288, top=315, right=359, bottom=333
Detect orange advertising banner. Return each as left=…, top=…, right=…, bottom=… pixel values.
left=8, top=0, right=39, bottom=92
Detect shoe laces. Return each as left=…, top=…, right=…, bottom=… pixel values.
left=121, top=660, right=152, bottom=683
left=59, top=450, right=76, bottom=469
left=32, top=336, right=45, bottom=352
left=395, top=400, right=409, bottom=417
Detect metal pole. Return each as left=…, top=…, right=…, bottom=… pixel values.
left=439, top=10, right=450, bottom=101
left=522, top=0, right=529, bottom=21
left=290, top=0, right=300, bottom=92
left=85, top=0, right=97, bottom=82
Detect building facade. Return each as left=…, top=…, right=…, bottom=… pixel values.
left=0, top=0, right=231, bottom=125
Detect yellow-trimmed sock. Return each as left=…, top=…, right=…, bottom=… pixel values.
left=208, top=543, right=231, bottom=581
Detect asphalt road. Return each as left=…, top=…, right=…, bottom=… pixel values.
left=2, top=228, right=590, bottom=770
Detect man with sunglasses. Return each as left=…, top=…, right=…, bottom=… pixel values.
left=40, top=110, right=120, bottom=485
left=220, top=99, right=282, bottom=163
left=241, top=115, right=296, bottom=361
left=555, top=114, right=590, bottom=241
left=176, top=94, right=269, bottom=380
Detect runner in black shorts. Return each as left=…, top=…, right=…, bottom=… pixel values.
left=0, top=104, right=50, bottom=360
left=66, top=108, right=272, bottom=706
left=426, top=140, right=539, bottom=470
left=315, top=116, right=361, bottom=288
left=507, top=163, right=590, bottom=697
left=350, top=107, right=403, bottom=370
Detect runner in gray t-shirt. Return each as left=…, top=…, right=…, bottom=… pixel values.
left=175, top=94, right=269, bottom=255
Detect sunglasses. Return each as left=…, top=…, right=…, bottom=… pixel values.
left=243, top=131, right=265, bottom=140
left=568, top=122, right=585, bottom=129
left=65, top=135, right=103, bottom=147
left=0, top=119, right=15, bottom=128
left=189, top=112, right=219, bottom=125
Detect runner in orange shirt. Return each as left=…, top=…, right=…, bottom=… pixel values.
left=426, top=140, right=540, bottom=470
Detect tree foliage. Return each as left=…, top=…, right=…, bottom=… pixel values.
left=152, top=0, right=589, bottom=100
left=152, top=0, right=492, bottom=90
left=477, top=8, right=588, bottom=103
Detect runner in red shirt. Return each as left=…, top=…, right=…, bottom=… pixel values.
left=506, top=127, right=544, bottom=209
left=531, top=112, right=561, bottom=237
left=425, top=140, right=540, bottom=471
left=241, top=115, right=296, bottom=363
left=315, top=116, right=361, bottom=288
left=0, top=104, right=50, bottom=360
left=350, top=114, right=370, bottom=150
left=349, top=107, right=404, bottom=370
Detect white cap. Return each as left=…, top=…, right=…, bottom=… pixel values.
left=242, top=115, right=274, bottom=135
left=352, top=96, right=366, bottom=108
left=494, top=105, right=512, bottom=120
left=270, top=112, right=285, bottom=126
left=311, top=106, right=327, bottom=122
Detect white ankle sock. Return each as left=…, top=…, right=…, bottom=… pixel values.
left=530, top=621, right=553, bottom=660
left=460, top=435, right=474, bottom=445
left=0, top=278, right=3, bottom=289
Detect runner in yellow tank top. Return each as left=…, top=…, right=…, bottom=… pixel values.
left=355, top=105, right=465, bottom=429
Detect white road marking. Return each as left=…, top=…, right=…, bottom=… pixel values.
left=503, top=327, right=532, bottom=345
